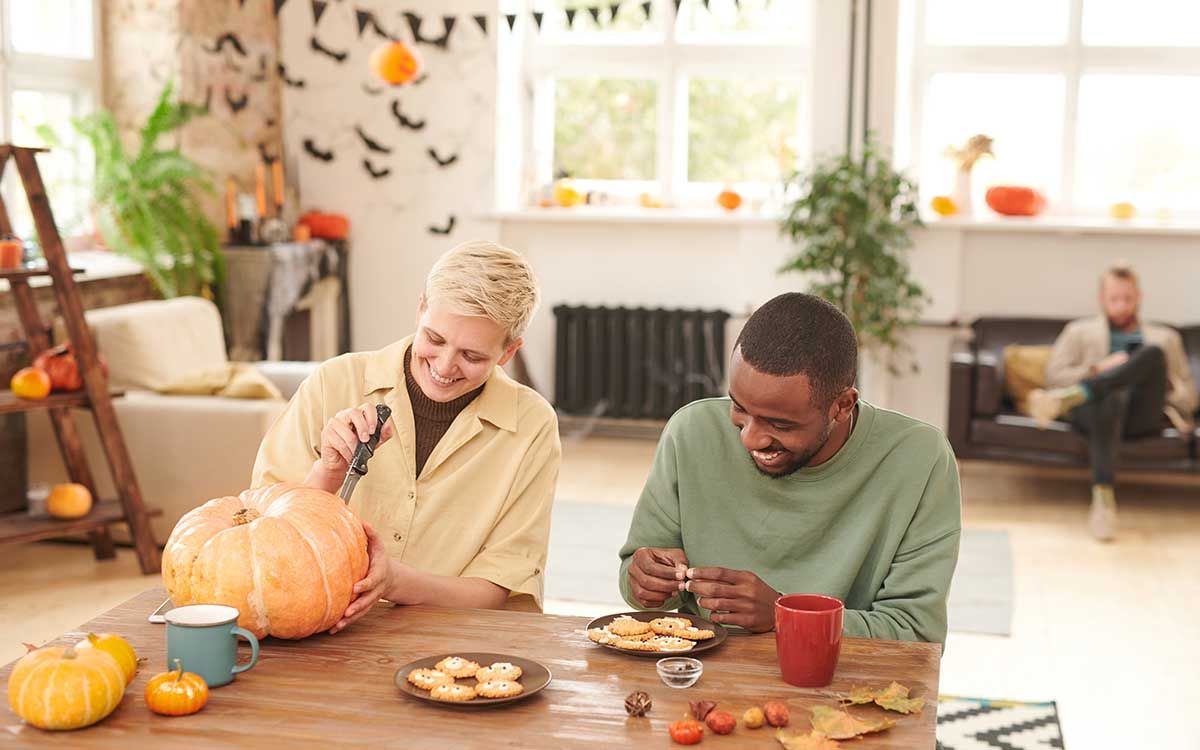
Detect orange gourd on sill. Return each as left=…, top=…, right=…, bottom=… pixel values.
left=717, top=189, right=743, bottom=212
left=47, top=483, right=93, bottom=520
left=145, top=659, right=208, bottom=717
left=297, top=211, right=350, bottom=240
left=7, top=644, right=126, bottom=730
left=10, top=367, right=51, bottom=400
left=76, top=633, right=138, bottom=685
left=161, top=482, right=369, bottom=640
left=985, top=186, right=1047, bottom=217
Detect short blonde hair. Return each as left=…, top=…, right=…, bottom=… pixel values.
left=424, top=241, right=540, bottom=342
left=1101, top=260, right=1139, bottom=290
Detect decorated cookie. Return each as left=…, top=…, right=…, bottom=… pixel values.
left=406, top=668, right=455, bottom=691
left=476, top=679, right=525, bottom=699
left=650, top=617, right=691, bottom=635
left=434, top=656, right=481, bottom=679
left=613, top=638, right=659, bottom=652
left=430, top=683, right=477, bottom=702
left=673, top=625, right=716, bottom=641
left=476, top=662, right=523, bottom=682
left=609, top=617, right=652, bottom=637
left=588, top=627, right=618, bottom=644
left=651, top=635, right=696, bottom=652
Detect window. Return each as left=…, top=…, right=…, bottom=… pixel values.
left=0, top=0, right=99, bottom=241
left=905, top=0, right=1200, bottom=217
left=512, top=0, right=811, bottom=207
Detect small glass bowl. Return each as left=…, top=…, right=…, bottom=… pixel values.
left=656, top=657, right=703, bottom=689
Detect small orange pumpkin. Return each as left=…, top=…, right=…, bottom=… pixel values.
left=47, top=483, right=93, bottom=520
left=369, top=41, right=423, bottom=86
left=76, top=633, right=138, bottom=685
left=145, top=659, right=208, bottom=717
left=717, top=189, right=743, bottom=212
left=10, top=367, right=51, bottom=400
left=297, top=211, right=350, bottom=240
left=985, top=186, right=1046, bottom=216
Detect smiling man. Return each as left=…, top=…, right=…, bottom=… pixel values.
left=618, top=293, right=961, bottom=644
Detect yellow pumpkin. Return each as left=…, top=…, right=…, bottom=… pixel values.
left=161, top=482, right=369, bottom=639
left=1109, top=202, right=1135, bottom=220
left=144, top=659, right=208, bottom=717
left=47, top=483, right=93, bottom=520
left=554, top=181, right=582, bottom=207
left=76, top=633, right=137, bottom=685
left=7, top=645, right=126, bottom=730
left=930, top=195, right=958, bottom=216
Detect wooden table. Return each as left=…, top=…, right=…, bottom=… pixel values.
left=0, top=589, right=941, bottom=748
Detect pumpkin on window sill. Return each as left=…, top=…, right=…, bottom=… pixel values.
left=985, top=186, right=1047, bottom=217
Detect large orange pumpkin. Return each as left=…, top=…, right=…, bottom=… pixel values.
left=369, top=41, right=423, bottom=86
left=297, top=211, right=350, bottom=240
left=985, top=186, right=1047, bottom=216
left=161, top=483, right=369, bottom=640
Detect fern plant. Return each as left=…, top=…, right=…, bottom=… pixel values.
left=38, top=81, right=224, bottom=305
left=778, top=138, right=925, bottom=368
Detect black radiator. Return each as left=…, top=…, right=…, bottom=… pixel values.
left=553, top=305, right=732, bottom=419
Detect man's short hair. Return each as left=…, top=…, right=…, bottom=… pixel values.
left=734, top=293, right=858, bottom=407
left=1101, top=260, right=1139, bottom=290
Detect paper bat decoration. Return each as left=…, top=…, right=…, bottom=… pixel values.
left=405, top=12, right=457, bottom=49
left=427, top=148, right=458, bottom=168
left=303, top=138, right=335, bottom=161
left=204, top=32, right=248, bottom=56
left=278, top=63, right=306, bottom=88
left=225, top=88, right=249, bottom=113
left=391, top=100, right=426, bottom=130
left=355, top=125, right=393, bottom=154
left=257, top=142, right=278, bottom=164
left=428, top=216, right=456, bottom=235
left=363, top=159, right=391, bottom=179
left=311, top=36, right=349, bottom=62
left=362, top=82, right=385, bottom=96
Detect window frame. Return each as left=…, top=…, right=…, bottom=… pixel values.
left=513, top=0, right=814, bottom=207
left=904, top=0, right=1200, bottom=217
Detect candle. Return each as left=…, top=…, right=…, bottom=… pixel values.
left=255, top=162, right=267, bottom=217
left=225, top=178, right=237, bottom=229
left=271, top=159, right=284, bottom=212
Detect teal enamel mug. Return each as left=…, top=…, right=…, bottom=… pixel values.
left=164, top=604, right=259, bottom=688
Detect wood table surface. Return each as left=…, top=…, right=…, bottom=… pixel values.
left=0, top=589, right=941, bottom=748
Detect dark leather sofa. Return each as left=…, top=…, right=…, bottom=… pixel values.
left=947, top=317, right=1200, bottom=471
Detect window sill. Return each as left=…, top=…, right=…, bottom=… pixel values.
left=921, top=214, right=1200, bottom=237
left=487, top=207, right=781, bottom=227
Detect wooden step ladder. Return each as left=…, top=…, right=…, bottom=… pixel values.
left=0, top=144, right=160, bottom=574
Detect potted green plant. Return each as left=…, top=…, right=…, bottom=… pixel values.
left=778, top=138, right=925, bottom=371
left=38, top=81, right=224, bottom=306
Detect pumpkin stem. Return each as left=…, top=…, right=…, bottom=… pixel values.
left=233, top=508, right=261, bottom=525
left=22, top=642, right=39, bottom=653
left=173, top=658, right=185, bottom=682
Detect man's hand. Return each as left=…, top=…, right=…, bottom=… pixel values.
left=628, top=547, right=689, bottom=608
left=330, top=522, right=394, bottom=634
left=683, top=567, right=781, bottom=633
left=1090, top=351, right=1130, bottom=375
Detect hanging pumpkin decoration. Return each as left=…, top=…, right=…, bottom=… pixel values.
left=297, top=211, right=350, bottom=240
left=145, top=659, right=209, bottom=717
left=161, top=482, right=369, bottom=640
left=985, top=186, right=1047, bottom=217
left=76, top=633, right=138, bottom=685
left=47, top=483, right=94, bottom=520
left=369, top=40, right=423, bottom=86
left=6, top=644, right=127, bottom=730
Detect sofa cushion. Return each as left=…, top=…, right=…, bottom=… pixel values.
left=78, top=297, right=228, bottom=392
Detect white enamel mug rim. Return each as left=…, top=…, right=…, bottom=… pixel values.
left=164, top=604, right=240, bottom=628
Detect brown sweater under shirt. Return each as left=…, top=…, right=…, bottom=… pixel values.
left=404, top=347, right=484, bottom=476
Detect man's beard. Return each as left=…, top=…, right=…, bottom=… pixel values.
left=750, top=421, right=834, bottom=479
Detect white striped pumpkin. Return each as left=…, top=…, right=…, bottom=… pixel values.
left=7, top=646, right=126, bottom=730
left=161, top=483, right=369, bottom=640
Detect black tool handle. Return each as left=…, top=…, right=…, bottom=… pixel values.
left=348, top=403, right=392, bottom=475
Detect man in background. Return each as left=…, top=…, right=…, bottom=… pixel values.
left=1029, top=262, right=1197, bottom=541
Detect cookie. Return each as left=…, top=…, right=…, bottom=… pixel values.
left=429, top=683, right=477, bottom=702
left=613, top=638, right=659, bottom=652
left=406, top=668, right=455, bottom=691
left=650, top=616, right=691, bottom=635
left=434, top=656, right=480, bottom=678
left=476, top=679, right=525, bottom=699
left=619, top=630, right=656, bottom=642
left=588, top=627, right=618, bottom=645
left=476, top=662, right=523, bottom=682
left=651, top=635, right=695, bottom=652
left=673, top=625, right=716, bottom=641
left=608, top=616, right=652, bottom=637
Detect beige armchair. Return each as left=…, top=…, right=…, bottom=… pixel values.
left=26, top=297, right=317, bottom=543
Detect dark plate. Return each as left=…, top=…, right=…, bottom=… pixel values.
left=394, top=652, right=551, bottom=708
left=584, top=611, right=728, bottom=657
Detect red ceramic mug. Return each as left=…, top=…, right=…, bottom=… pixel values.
left=774, top=594, right=844, bottom=688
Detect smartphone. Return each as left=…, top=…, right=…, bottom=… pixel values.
left=148, top=598, right=174, bottom=624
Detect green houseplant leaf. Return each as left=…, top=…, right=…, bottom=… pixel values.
left=778, top=137, right=926, bottom=372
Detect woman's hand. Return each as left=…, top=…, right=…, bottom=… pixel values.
left=330, top=522, right=394, bottom=634
left=318, top=403, right=395, bottom=475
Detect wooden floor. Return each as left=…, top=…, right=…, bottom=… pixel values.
left=2, top=436, right=1197, bottom=748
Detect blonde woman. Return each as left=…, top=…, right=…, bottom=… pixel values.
left=252, top=241, right=560, bottom=633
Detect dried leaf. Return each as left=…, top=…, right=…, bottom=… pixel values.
left=689, top=700, right=717, bottom=721
left=809, top=705, right=896, bottom=740
left=873, top=682, right=925, bottom=715
left=776, top=729, right=840, bottom=750
left=840, top=686, right=876, bottom=706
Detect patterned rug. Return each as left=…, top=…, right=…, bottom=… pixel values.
left=937, top=696, right=1064, bottom=750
